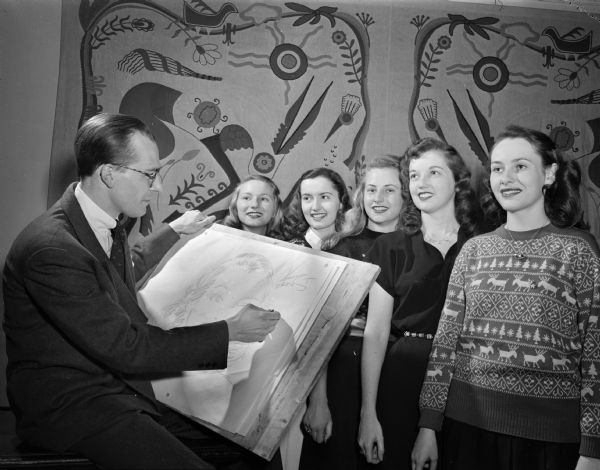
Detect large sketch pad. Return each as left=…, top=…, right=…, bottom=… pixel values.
left=138, top=224, right=346, bottom=435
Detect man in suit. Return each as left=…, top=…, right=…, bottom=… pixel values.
left=2, top=113, right=280, bottom=469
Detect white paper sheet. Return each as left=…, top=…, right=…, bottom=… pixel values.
left=138, top=225, right=346, bottom=435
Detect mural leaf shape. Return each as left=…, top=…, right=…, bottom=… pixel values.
left=285, top=2, right=314, bottom=13
left=272, top=77, right=314, bottom=154
left=447, top=14, right=498, bottom=40
left=181, top=150, right=201, bottom=161
left=287, top=3, right=338, bottom=27
left=466, top=89, right=494, bottom=155
left=279, top=82, right=333, bottom=155
left=447, top=90, right=487, bottom=167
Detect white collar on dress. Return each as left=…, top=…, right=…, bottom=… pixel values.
left=305, top=227, right=323, bottom=250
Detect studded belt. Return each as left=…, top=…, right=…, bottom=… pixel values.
left=402, top=331, right=434, bottom=340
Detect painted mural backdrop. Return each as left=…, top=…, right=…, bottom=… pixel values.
left=404, top=6, right=600, bottom=237
left=75, top=0, right=370, bottom=232
left=51, top=0, right=599, bottom=240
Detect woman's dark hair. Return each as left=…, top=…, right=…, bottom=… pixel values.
left=482, top=125, right=586, bottom=228
left=400, top=137, right=482, bottom=238
left=221, top=175, right=283, bottom=236
left=75, top=113, right=156, bottom=177
left=280, top=167, right=350, bottom=243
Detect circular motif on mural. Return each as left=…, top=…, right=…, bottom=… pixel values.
left=193, top=101, right=222, bottom=128
left=253, top=152, right=276, bottom=174
left=424, top=118, right=440, bottom=132
left=549, top=126, right=575, bottom=152
left=269, top=44, right=308, bottom=80
left=472, top=57, right=509, bottom=93
left=339, top=112, right=354, bottom=125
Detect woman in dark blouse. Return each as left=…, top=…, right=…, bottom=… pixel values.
left=300, top=156, right=403, bottom=470
left=358, top=138, right=482, bottom=469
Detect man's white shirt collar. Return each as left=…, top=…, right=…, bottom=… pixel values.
left=74, top=183, right=117, bottom=256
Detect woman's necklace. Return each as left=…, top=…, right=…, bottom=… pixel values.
left=423, top=227, right=459, bottom=245
left=505, top=224, right=547, bottom=261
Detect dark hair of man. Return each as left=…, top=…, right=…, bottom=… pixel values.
left=74, top=113, right=156, bottom=178
left=400, top=137, right=482, bottom=238
left=481, top=125, right=587, bottom=229
left=280, top=167, right=350, bottom=241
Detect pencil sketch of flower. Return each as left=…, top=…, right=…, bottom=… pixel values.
left=554, top=68, right=580, bottom=91
left=193, top=43, right=222, bottom=65
left=275, top=265, right=316, bottom=291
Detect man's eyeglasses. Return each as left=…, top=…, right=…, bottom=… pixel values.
left=115, top=164, right=160, bottom=186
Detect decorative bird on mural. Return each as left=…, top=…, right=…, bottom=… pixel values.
left=183, top=1, right=238, bottom=28
left=542, top=26, right=592, bottom=55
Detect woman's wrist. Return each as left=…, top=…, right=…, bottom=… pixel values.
left=360, top=405, right=377, bottom=419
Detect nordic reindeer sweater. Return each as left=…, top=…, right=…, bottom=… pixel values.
left=418, top=224, right=600, bottom=458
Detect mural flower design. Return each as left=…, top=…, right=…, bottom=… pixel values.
left=193, top=44, right=222, bottom=65
left=554, top=68, right=580, bottom=91
left=332, top=30, right=346, bottom=45
left=410, top=15, right=430, bottom=30
left=437, top=35, right=451, bottom=50
left=253, top=153, right=276, bottom=174
left=131, top=18, right=154, bottom=31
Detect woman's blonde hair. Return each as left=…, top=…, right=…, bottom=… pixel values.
left=222, top=175, right=283, bottom=236
left=326, top=156, right=402, bottom=248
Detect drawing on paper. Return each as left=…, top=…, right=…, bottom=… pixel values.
left=137, top=225, right=347, bottom=435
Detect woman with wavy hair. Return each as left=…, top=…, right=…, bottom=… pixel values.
left=280, top=167, right=350, bottom=249
left=358, top=138, right=482, bottom=469
left=299, top=156, right=404, bottom=470
left=278, top=167, right=350, bottom=469
left=413, top=126, right=599, bottom=470
left=221, top=175, right=283, bottom=237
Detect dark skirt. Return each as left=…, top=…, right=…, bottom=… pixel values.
left=440, top=417, right=579, bottom=470
left=375, top=336, right=432, bottom=470
left=300, top=335, right=433, bottom=470
left=299, top=335, right=368, bottom=470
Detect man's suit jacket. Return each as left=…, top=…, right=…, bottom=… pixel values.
left=2, top=183, right=229, bottom=451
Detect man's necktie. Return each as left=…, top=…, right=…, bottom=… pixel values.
left=110, top=223, right=127, bottom=282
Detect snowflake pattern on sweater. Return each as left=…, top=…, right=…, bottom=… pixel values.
left=419, top=224, right=600, bottom=457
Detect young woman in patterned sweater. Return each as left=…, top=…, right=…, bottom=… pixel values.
left=412, top=125, right=600, bottom=470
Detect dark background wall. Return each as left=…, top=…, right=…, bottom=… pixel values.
left=0, top=0, right=61, bottom=407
